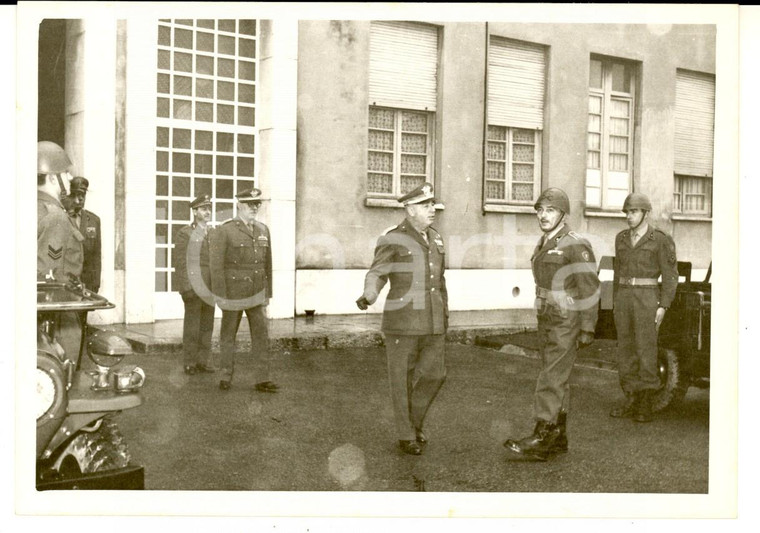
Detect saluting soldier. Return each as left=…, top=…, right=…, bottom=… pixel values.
left=173, top=193, right=216, bottom=376
left=356, top=183, right=448, bottom=456
left=504, top=187, right=600, bottom=461
left=209, top=188, right=278, bottom=393
left=65, top=177, right=101, bottom=293
left=609, top=192, right=678, bottom=423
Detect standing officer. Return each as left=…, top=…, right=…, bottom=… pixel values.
left=37, top=141, right=83, bottom=283
left=503, top=187, right=600, bottom=461
left=356, top=183, right=448, bottom=456
left=37, top=141, right=84, bottom=362
left=209, top=188, right=278, bottom=393
left=173, top=194, right=216, bottom=376
left=65, top=177, right=101, bottom=293
left=609, top=192, right=678, bottom=423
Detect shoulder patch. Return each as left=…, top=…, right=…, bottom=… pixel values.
left=381, top=225, right=398, bottom=236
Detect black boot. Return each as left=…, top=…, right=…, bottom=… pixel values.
left=503, top=420, right=561, bottom=461
left=610, top=393, right=637, bottom=418
left=549, top=411, right=568, bottom=454
left=633, top=390, right=653, bottom=423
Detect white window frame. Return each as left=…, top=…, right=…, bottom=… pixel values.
left=586, top=56, right=636, bottom=211
left=485, top=126, right=542, bottom=205
left=154, top=18, right=259, bottom=296
left=673, top=174, right=712, bottom=216
left=367, top=106, right=435, bottom=198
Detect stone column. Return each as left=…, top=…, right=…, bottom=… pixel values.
left=258, top=20, right=298, bottom=319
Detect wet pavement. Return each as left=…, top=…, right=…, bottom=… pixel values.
left=117, top=341, right=709, bottom=493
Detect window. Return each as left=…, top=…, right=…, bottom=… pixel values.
left=485, top=37, right=545, bottom=205
left=155, top=19, right=258, bottom=292
left=368, top=107, right=433, bottom=196
left=367, top=21, right=439, bottom=199
left=586, top=56, right=636, bottom=210
left=674, top=70, right=714, bottom=216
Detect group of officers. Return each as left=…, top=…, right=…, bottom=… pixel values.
left=37, top=140, right=678, bottom=462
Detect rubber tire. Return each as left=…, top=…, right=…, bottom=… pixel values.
left=54, top=418, right=131, bottom=475
left=652, top=347, right=689, bottom=412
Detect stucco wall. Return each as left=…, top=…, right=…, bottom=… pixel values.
left=296, top=21, right=715, bottom=276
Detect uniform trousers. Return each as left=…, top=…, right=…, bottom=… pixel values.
left=180, top=291, right=215, bottom=368
left=613, top=286, right=660, bottom=392
left=219, top=305, right=270, bottom=383
left=533, top=302, right=581, bottom=423
left=384, top=334, right=447, bottom=441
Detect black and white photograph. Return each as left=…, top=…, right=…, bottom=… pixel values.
left=8, top=0, right=750, bottom=528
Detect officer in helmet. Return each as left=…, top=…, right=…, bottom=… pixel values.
left=503, top=187, right=600, bottom=461
left=37, top=141, right=83, bottom=283
left=609, top=192, right=678, bottom=423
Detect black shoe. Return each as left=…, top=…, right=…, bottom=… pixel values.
left=633, top=390, right=653, bottom=423
left=184, top=365, right=197, bottom=375
left=254, top=381, right=280, bottom=393
left=219, top=380, right=231, bottom=391
left=415, top=428, right=427, bottom=445
left=610, top=395, right=636, bottom=418
left=503, top=420, right=561, bottom=461
left=549, top=411, right=568, bottom=454
left=398, top=440, right=423, bottom=456
left=195, top=363, right=216, bottom=373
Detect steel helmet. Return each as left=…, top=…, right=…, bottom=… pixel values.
left=534, top=187, right=570, bottom=214
left=622, top=192, right=652, bottom=212
left=37, top=141, right=72, bottom=175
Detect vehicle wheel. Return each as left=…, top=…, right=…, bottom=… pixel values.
left=51, top=418, right=131, bottom=475
left=652, top=347, right=689, bottom=412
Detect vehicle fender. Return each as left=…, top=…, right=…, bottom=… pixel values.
left=37, top=351, right=68, bottom=459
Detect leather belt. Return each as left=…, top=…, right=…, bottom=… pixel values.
left=618, top=277, right=659, bottom=287
left=536, top=286, right=578, bottom=299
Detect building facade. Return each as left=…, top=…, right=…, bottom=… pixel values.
left=34, top=17, right=715, bottom=324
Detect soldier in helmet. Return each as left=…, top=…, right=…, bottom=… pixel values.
left=37, top=141, right=84, bottom=362
left=503, top=187, right=600, bottom=461
left=37, top=141, right=83, bottom=282
left=609, top=192, right=678, bottom=423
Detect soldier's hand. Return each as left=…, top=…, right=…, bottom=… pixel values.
left=577, top=330, right=594, bottom=349
left=655, top=307, right=667, bottom=331
left=356, top=296, right=370, bottom=310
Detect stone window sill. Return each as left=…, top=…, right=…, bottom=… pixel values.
left=483, top=204, right=536, bottom=214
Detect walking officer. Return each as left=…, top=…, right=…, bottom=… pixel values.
left=209, top=188, right=279, bottom=393
left=173, top=193, right=216, bottom=376
left=504, top=187, right=600, bottom=461
left=65, top=177, right=102, bottom=293
left=609, top=192, right=678, bottom=423
left=356, top=183, right=448, bottom=456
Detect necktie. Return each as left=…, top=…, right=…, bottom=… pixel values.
left=631, top=231, right=640, bottom=246
left=420, top=231, right=428, bottom=244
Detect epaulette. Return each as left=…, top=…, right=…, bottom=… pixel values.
left=382, top=225, right=398, bottom=236
left=428, top=226, right=441, bottom=238
left=567, top=231, right=582, bottom=240
left=222, top=218, right=236, bottom=225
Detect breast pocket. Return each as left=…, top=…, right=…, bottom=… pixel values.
left=254, top=241, right=268, bottom=263
left=232, top=241, right=255, bottom=264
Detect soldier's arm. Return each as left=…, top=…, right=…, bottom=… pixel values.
left=92, top=213, right=102, bottom=290
left=571, top=242, right=601, bottom=333
left=362, top=235, right=395, bottom=305
left=173, top=226, right=190, bottom=292
left=658, top=233, right=678, bottom=308
left=266, top=226, right=273, bottom=300
left=208, top=226, right=226, bottom=299
left=37, top=212, right=67, bottom=281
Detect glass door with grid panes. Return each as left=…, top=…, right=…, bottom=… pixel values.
left=154, top=19, right=258, bottom=307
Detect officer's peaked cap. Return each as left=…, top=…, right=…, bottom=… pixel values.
left=235, top=188, right=265, bottom=203
left=399, top=182, right=436, bottom=206
left=70, top=176, right=89, bottom=193
left=190, top=193, right=212, bottom=209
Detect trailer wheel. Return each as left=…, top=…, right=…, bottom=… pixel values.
left=652, top=347, right=689, bottom=412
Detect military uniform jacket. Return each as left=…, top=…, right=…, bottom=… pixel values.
left=173, top=222, right=212, bottom=295
left=531, top=223, right=600, bottom=333
left=37, top=191, right=83, bottom=281
left=363, top=218, right=448, bottom=335
left=614, top=225, right=678, bottom=308
left=209, top=217, right=272, bottom=305
left=72, top=209, right=101, bottom=292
